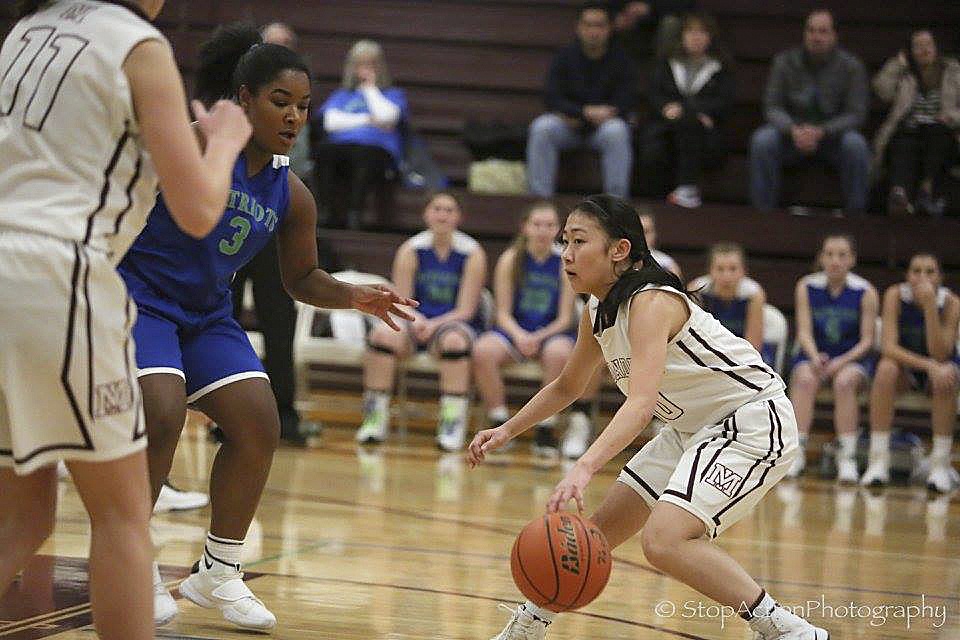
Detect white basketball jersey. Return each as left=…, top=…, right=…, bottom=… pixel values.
left=0, top=1, right=164, bottom=263
left=589, top=284, right=785, bottom=433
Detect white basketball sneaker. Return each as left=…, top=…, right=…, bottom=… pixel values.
left=750, top=603, right=829, bottom=639
left=835, top=456, right=859, bottom=484
left=490, top=603, right=551, bottom=640
left=560, top=412, right=592, bottom=459
left=356, top=398, right=389, bottom=444
left=154, top=482, right=209, bottom=513
left=785, top=449, right=806, bottom=479
left=926, top=462, right=959, bottom=494
left=152, top=563, right=178, bottom=627
left=860, top=455, right=890, bottom=487
left=178, top=560, right=276, bottom=631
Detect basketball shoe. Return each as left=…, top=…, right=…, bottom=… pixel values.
left=490, top=603, right=551, bottom=640
left=154, top=482, right=209, bottom=513
left=178, top=557, right=276, bottom=630
left=153, top=563, right=178, bottom=626
left=860, top=453, right=890, bottom=487
left=560, top=412, right=592, bottom=459
left=356, top=392, right=389, bottom=444
left=749, top=599, right=828, bottom=639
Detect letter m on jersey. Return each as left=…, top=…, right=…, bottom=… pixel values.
left=702, top=463, right=743, bottom=498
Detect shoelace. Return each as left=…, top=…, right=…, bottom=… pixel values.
left=495, top=603, right=548, bottom=640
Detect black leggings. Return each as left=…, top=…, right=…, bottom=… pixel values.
left=640, top=114, right=723, bottom=190
left=887, top=123, right=958, bottom=196
left=314, top=143, right=394, bottom=226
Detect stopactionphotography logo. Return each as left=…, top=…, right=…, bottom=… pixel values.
left=652, top=594, right=949, bottom=630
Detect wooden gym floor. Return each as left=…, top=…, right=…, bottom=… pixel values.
left=2, top=415, right=959, bottom=640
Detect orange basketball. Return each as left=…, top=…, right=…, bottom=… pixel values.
left=510, top=512, right=612, bottom=612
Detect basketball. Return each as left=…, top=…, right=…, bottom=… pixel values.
left=510, top=512, right=612, bottom=612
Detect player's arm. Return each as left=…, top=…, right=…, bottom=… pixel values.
left=794, top=279, right=820, bottom=363
left=832, top=285, right=878, bottom=367
left=879, top=285, right=930, bottom=370
left=575, top=291, right=676, bottom=475
left=493, top=249, right=524, bottom=338
left=124, top=39, right=250, bottom=238
left=277, top=172, right=416, bottom=325
left=927, top=292, right=959, bottom=362
left=743, top=286, right=766, bottom=352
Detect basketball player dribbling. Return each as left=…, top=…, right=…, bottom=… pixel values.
left=0, top=1, right=252, bottom=638
left=469, top=195, right=829, bottom=640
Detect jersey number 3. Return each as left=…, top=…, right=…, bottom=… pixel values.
left=219, top=216, right=251, bottom=256
left=1, top=27, right=89, bottom=131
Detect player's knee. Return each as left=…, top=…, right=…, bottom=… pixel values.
left=790, top=367, right=817, bottom=392
left=471, top=335, right=501, bottom=364
left=832, top=369, right=861, bottom=394
left=368, top=324, right=397, bottom=348
left=439, top=329, right=469, bottom=353
left=639, top=524, right=678, bottom=568
left=874, top=358, right=899, bottom=384
left=541, top=338, right=572, bottom=365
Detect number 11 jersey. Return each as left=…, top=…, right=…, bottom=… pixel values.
left=0, top=1, right=163, bottom=262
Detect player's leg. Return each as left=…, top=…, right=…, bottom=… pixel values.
left=67, top=452, right=154, bottom=640
left=542, top=336, right=591, bottom=459
left=141, top=373, right=188, bottom=505
left=359, top=322, right=412, bottom=443
left=434, top=323, right=474, bottom=451
left=175, top=317, right=279, bottom=630
left=927, top=361, right=960, bottom=492
left=831, top=363, right=868, bottom=483
left=649, top=395, right=826, bottom=639
left=786, top=360, right=820, bottom=477
left=0, top=466, right=58, bottom=595
left=472, top=330, right=515, bottom=426
left=863, top=357, right=904, bottom=486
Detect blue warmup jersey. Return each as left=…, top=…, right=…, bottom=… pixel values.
left=118, top=154, right=291, bottom=400
left=897, top=284, right=958, bottom=361
left=691, top=275, right=777, bottom=368
left=802, top=272, right=870, bottom=358
left=407, top=230, right=481, bottom=326
left=513, top=249, right=564, bottom=332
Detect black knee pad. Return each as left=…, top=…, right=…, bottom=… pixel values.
left=438, top=349, right=471, bottom=360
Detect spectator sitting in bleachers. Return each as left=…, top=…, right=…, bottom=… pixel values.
left=862, top=253, right=959, bottom=492
left=357, top=192, right=487, bottom=450
left=873, top=30, right=960, bottom=217
left=638, top=208, right=681, bottom=278
left=788, top=235, right=878, bottom=483
left=641, top=11, right=734, bottom=208
left=749, top=10, right=870, bottom=215
left=688, top=243, right=775, bottom=368
left=527, top=2, right=635, bottom=198
left=315, top=39, right=407, bottom=229
left=471, top=202, right=592, bottom=460
left=610, top=0, right=696, bottom=60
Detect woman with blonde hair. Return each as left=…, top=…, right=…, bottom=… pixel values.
left=316, top=39, right=408, bottom=228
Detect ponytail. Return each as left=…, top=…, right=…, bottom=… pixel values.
left=570, top=195, right=693, bottom=334
left=194, top=22, right=310, bottom=106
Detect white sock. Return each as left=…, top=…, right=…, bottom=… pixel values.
left=152, top=561, right=163, bottom=587
left=364, top=390, right=390, bottom=416
left=488, top=405, right=509, bottom=424
left=440, top=394, right=469, bottom=422
left=745, top=590, right=777, bottom=620
left=203, top=532, right=243, bottom=572
left=869, top=431, right=891, bottom=459
left=798, top=434, right=809, bottom=450
left=931, top=435, right=953, bottom=464
left=838, top=434, right=858, bottom=460
left=522, top=600, right=556, bottom=624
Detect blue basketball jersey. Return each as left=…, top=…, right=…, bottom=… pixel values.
left=120, top=154, right=291, bottom=312
left=407, top=230, right=480, bottom=321
left=802, top=272, right=871, bottom=358
left=513, top=248, right=564, bottom=332
left=691, top=275, right=761, bottom=339
left=897, top=284, right=956, bottom=358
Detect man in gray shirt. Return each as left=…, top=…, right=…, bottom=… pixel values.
left=749, top=10, right=871, bottom=213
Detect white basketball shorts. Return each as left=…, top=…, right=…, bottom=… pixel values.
left=0, top=232, right=145, bottom=475
left=617, top=393, right=799, bottom=538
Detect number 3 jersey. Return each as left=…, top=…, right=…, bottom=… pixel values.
left=0, top=1, right=163, bottom=261
left=119, top=154, right=290, bottom=313
left=589, top=284, right=785, bottom=433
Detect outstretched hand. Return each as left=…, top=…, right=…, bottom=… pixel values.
left=466, top=426, right=511, bottom=468
left=350, top=284, right=418, bottom=331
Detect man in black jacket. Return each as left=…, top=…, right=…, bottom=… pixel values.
left=527, top=2, right=636, bottom=198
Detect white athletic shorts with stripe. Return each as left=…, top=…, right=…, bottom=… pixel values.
left=617, top=392, right=799, bottom=538
left=0, top=232, right=145, bottom=476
